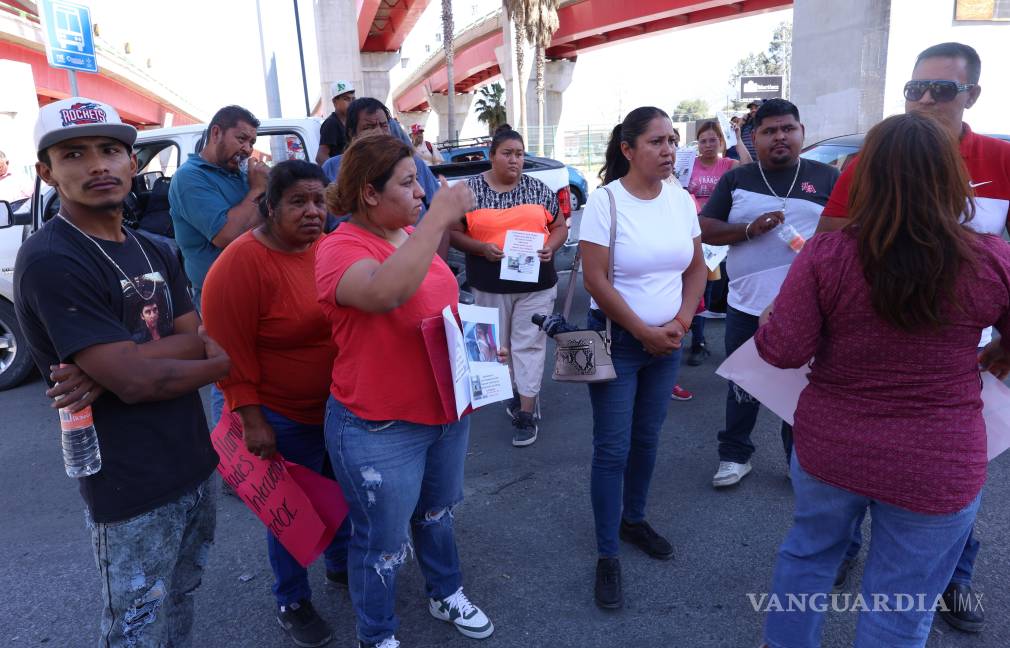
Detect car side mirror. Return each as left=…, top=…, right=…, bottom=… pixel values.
left=0, top=200, right=11, bottom=228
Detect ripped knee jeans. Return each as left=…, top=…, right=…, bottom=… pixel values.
left=87, top=475, right=217, bottom=648
left=324, top=396, right=468, bottom=645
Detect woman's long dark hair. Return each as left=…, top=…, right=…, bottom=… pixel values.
left=598, top=106, right=669, bottom=185
left=847, top=112, right=977, bottom=332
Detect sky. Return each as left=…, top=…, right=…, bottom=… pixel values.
left=83, top=1, right=790, bottom=135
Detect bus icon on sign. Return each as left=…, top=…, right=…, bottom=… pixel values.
left=54, top=2, right=85, bottom=52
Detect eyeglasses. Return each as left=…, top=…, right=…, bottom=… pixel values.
left=903, top=80, right=976, bottom=103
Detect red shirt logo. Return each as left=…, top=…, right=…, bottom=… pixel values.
left=801, top=181, right=816, bottom=194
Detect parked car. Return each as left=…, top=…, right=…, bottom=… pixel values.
left=0, top=118, right=572, bottom=390
left=441, top=144, right=589, bottom=211
left=800, top=132, right=1010, bottom=170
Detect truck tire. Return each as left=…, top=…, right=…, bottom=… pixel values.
left=569, top=184, right=584, bottom=211
left=0, top=299, right=34, bottom=391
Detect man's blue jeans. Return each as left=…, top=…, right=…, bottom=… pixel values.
left=845, top=507, right=979, bottom=584
left=719, top=307, right=792, bottom=463
left=764, top=454, right=980, bottom=648
left=324, top=396, right=468, bottom=645
left=261, top=406, right=351, bottom=607
left=87, top=476, right=217, bottom=648
left=587, top=311, right=682, bottom=557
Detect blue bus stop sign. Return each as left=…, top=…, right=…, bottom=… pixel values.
left=39, top=0, right=98, bottom=73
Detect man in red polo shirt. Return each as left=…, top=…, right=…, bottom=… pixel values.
left=815, top=41, right=1010, bottom=635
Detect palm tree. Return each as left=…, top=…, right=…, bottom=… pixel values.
left=502, top=0, right=528, bottom=137
left=474, top=82, right=508, bottom=135
left=441, top=0, right=456, bottom=142
left=524, top=0, right=560, bottom=155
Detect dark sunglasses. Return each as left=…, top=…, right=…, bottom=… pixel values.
left=903, top=80, right=976, bottom=103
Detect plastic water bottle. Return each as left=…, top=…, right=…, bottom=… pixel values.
left=777, top=223, right=806, bottom=253
left=58, top=383, right=101, bottom=478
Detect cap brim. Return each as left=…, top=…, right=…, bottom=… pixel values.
left=38, top=123, right=138, bottom=153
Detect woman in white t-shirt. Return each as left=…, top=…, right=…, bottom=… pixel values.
left=579, top=106, right=707, bottom=609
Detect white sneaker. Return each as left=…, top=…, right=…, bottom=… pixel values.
left=358, top=638, right=400, bottom=648
left=428, top=587, right=494, bottom=639
left=713, top=461, right=752, bottom=488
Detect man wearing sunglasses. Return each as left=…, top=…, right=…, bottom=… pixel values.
left=815, top=42, right=1010, bottom=635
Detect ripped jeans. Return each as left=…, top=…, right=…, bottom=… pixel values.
left=87, top=475, right=217, bottom=648
left=324, top=396, right=468, bottom=645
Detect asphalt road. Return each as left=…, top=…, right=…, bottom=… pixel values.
left=3, top=273, right=1009, bottom=648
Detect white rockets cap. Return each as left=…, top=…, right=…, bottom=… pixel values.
left=34, top=97, right=138, bottom=153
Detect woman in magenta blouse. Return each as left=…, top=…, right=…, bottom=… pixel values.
left=755, top=113, right=1010, bottom=646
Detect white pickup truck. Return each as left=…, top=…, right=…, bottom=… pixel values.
left=0, top=117, right=572, bottom=390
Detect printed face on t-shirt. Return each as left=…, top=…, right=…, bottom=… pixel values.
left=125, top=272, right=174, bottom=344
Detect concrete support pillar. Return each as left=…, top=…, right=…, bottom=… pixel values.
left=496, top=16, right=534, bottom=134
left=790, top=0, right=891, bottom=144
left=426, top=89, right=474, bottom=144
left=313, top=0, right=362, bottom=117
left=524, top=59, right=576, bottom=158
left=361, top=51, right=400, bottom=105
left=396, top=111, right=432, bottom=133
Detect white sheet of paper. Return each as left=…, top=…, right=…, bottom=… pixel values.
left=441, top=306, right=471, bottom=418
left=702, top=244, right=729, bottom=272
left=500, top=230, right=544, bottom=282
left=674, top=149, right=696, bottom=189
left=717, top=112, right=737, bottom=148
left=716, top=337, right=1010, bottom=461
left=458, top=304, right=514, bottom=408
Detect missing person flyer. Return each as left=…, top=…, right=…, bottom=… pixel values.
left=500, top=230, right=544, bottom=283
left=442, top=304, right=513, bottom=415
left=673, top=148, right=696, bottom=188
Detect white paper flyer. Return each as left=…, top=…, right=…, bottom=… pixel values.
left=716, top=337, right=1010, bottom=461
left=673, top=148, right=696, bottom=188
left=717, top=112, right=737, bottom=148
left=702, top=244, right=729, bottom=272
left=441, top=305, right=514, bottom=415
left=500, top=230, right=544, bottom=283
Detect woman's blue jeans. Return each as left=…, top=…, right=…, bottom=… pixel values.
left=261, top=406, right=351, bottom=607
left=764, top=453, right=980, bottom=648
left=587, top=311, right=682, bottom=557
left=324, top=396, right=468, bottom=645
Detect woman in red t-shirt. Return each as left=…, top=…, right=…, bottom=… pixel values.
left=203, top=160, right=349, bottom=646
left=314, top=135, right=494, bottom=647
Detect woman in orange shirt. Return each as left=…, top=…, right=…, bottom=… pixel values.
left=202, top=160, right=348, bottom=648
left=448, top=129, right=568, bottom=447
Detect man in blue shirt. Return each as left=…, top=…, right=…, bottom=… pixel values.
left=322, top=97, right=440, bottom=215
left=169, top=105, right=268, bottom=309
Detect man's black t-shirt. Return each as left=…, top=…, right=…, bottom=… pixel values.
left=14, top=217, right=218, bottom=523
left=319, top=113, right=348, bottom=159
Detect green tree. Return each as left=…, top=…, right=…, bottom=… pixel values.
left=474, top=82, right=508, bottom=135
left=729, top=21, right=792, bottom=96
left=671, top=98, right=709, bottom=121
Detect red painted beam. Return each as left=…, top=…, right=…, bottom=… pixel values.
left=362, top=0, right=432, bottom=52
left=426, top=31, right=503, bottom=94
left=357, top=0, right=382, bottom=49
left=0, top=40, right=199, bottom=126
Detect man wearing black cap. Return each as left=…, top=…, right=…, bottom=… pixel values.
left=14, top=97, right=230, bottom=647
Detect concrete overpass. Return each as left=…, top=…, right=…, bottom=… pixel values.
left=0, top=1, right=203, bottom=128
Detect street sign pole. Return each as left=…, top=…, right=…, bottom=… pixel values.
left=68, top=69, right=79, bottom=96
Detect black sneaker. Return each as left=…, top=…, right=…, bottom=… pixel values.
left=324, top=569, right=347, bottom=589
left=832, top=558, right=854, bottom=593
left=619, top=519, right=674, bottom=560
left=595, top=558, right=623, bottom=609
left=939, top=582, right=985, bottom=633
left=276, top=599, right=332, bottom=647
left=687, top=343, right=710, bottom=367
left=505, top=395, right=520, bottom=421
left=512, top=411, right=538, bottom=447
